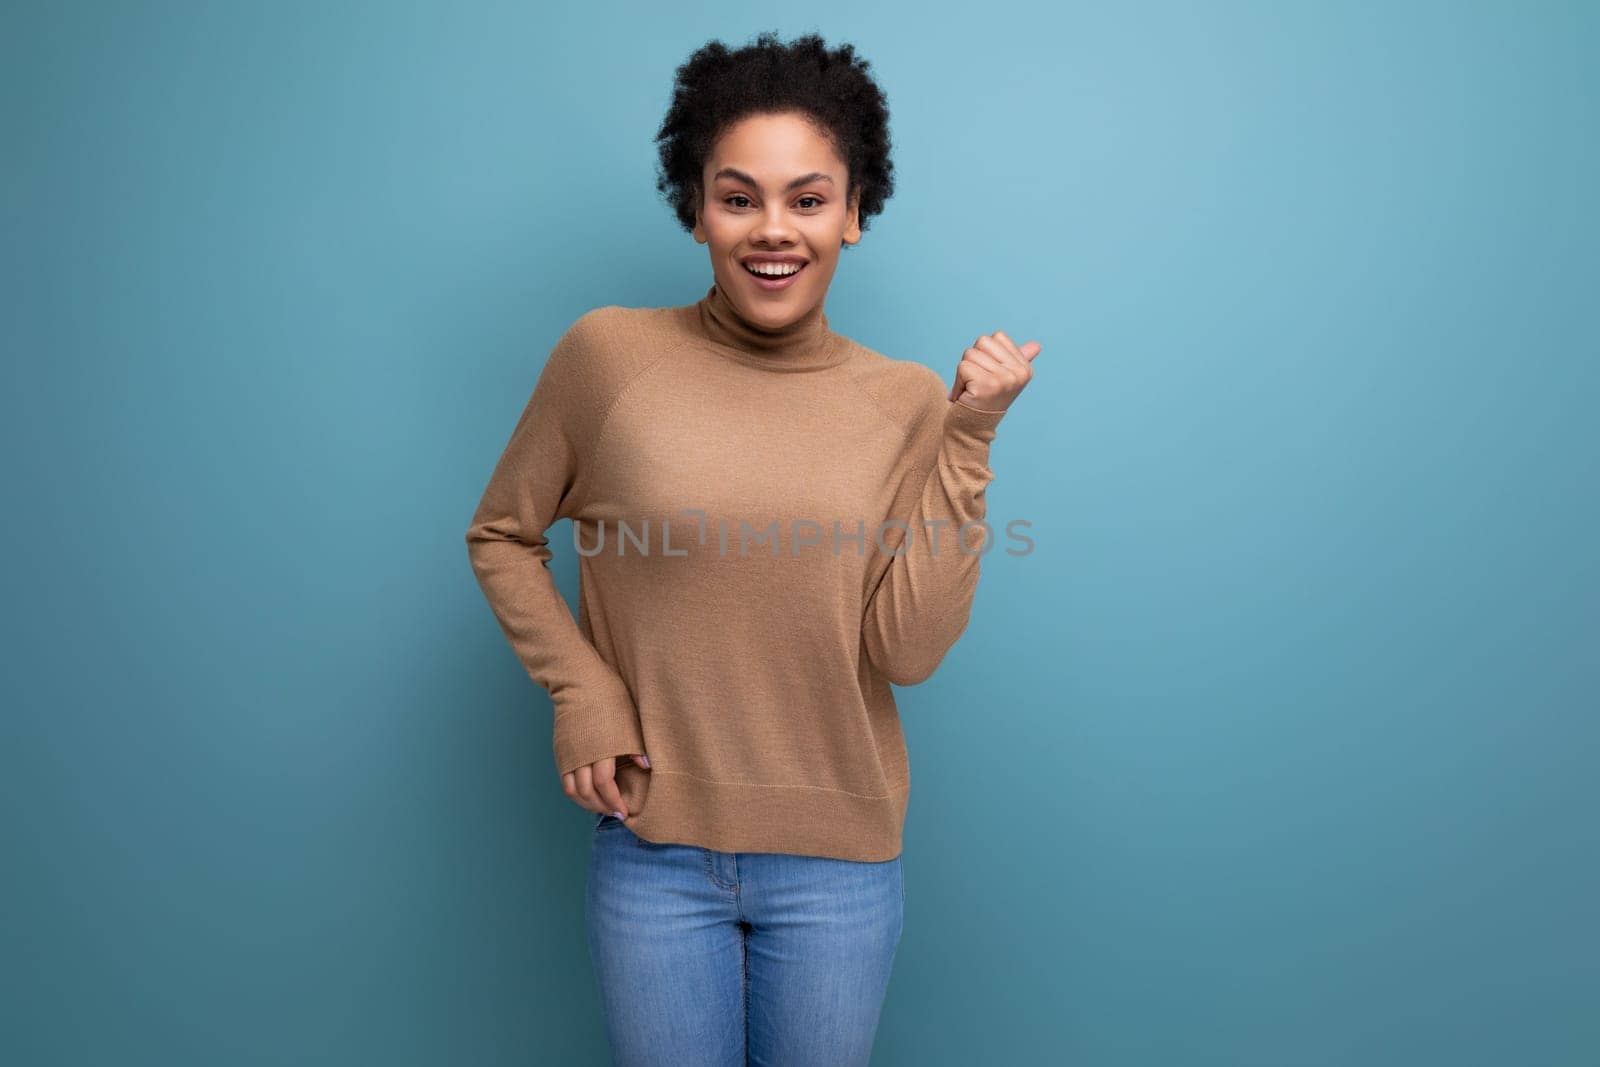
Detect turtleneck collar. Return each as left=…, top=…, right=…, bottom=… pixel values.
left=685, top=281, right=850, bottom=373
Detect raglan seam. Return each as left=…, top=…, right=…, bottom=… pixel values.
left=571, top=307, right=678, bottom=517
left=842, top=359, right=924, bottom=443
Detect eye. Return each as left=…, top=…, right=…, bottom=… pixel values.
left=796, top=196, right=824, bottom=210
left=725, top=194, right=754, bottom=209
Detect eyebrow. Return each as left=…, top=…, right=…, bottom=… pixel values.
left=711, top=167, right=835, bottom=193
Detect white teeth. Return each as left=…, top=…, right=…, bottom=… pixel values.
left=745, top=261, right=803, bottom=276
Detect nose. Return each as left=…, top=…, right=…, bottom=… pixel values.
left=750, top=204, right=799, bottom=246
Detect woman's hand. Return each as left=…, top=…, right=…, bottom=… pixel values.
left=563, top=753, right=651, bottom=818
left=948, top=330, right=1042, bottom=412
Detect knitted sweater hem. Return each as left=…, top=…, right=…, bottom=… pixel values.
left=618, top=767, right=911, bottom=862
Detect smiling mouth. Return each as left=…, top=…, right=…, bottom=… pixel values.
left=743, top=261, right=808, bottom=280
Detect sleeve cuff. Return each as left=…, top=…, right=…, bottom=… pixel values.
left=552, top=692, right=646, bottom=776
left=941, top=398, right=1007, bottom=468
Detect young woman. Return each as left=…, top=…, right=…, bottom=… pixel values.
left=465, top=32, right=1039, bottom=1066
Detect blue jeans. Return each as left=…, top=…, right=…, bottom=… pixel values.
left=585, top=813, right=905, bottom=1066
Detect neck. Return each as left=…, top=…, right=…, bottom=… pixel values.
left=688, top=281, right=848, bottom=372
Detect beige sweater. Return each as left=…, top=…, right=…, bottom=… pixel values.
left=465, top=282, right=1007, bottom=861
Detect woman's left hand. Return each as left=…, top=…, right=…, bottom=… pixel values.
left=948, top=330, right=1042, bottom=412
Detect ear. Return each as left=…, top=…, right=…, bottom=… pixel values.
left=691, top=185, right=707, bottom=244
left=843, top=189, right=862, bottom=246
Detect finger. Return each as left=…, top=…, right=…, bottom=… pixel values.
left=963, top=347, right=1007, bottom=379
left=984, top=332, right=1030, bottom=370
left=947, top=342, right=998, bottom=404
left=974, top=336, right=1028, bottom=385
left=993, top=331, right=1043, bottom=363
left=630, top=753, right=652, bottom=770
left=591, top=756, right=627, bottom=817
left=950, top=357, right=991, bottom=403
left=960, top=346, right=1009, bottom=390
left=577, top=764, right=608, bottom=814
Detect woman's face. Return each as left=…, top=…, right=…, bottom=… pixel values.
left=693, top=111, right=861, bottom=330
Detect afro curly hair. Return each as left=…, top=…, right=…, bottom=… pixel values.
left=653, top=31, right=895, bottom=248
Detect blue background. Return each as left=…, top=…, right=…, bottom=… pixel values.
left=4, top=2, right=1596, bottom=1064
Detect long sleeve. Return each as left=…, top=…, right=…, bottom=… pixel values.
left=861, top=389, right=1008, bottom=686
left=464, top=311, right=645, bottom=775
